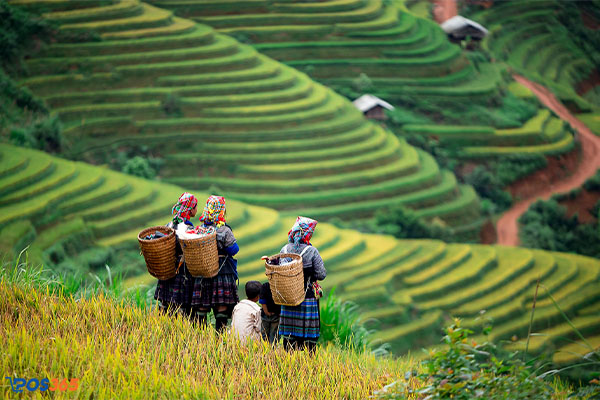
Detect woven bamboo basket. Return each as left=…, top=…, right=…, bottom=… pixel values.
left=180, top=232, right=219, bottom=278
left=138, top=226, right=176, bottom=280
left=265, top=253, right=305, bottom=306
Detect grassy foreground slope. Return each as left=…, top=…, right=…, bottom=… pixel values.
left=0, top=281, right=418, bottom=399
left=1, top=143, right=599, bottom=358
left=9, top=0, right=481, bottom=232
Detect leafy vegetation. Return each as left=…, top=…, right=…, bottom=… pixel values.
left=122, top=156, right=157, bottom=180
left=374, top=204, right=452, bottom=241
left=519, top=199, right=600, bottom=258
left=374, top=319, right=599, bottom=399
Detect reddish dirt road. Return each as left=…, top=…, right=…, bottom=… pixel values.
left=433, top=0, right=457, bottom=23
left=496, top=74, right=600, bottom=246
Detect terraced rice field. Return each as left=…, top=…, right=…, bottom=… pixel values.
left=471, top=0, right=597, bottom=111
left=2, top=143, right=599, bottom=358
left=10, top=0, right=482, bottom=233
left=153, top=0, right=582, bottom=157
left=150, top=0, right=503, bottom=104
left=403, top=109, right=575, bottom=157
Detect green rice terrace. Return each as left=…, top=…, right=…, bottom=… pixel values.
left=9, top=0, right=487, bottom=235
left=468, top=0, right=600, bottom=147
left=470, top=0, right=597, bottom=111
left=151, top=0, right=499, bottom=103
left=1, top=143, right=599, bottom=365
left=147, top=0, right=579, bottom=158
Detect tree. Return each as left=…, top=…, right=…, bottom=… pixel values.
left=122, top=156, right=156, bottom=180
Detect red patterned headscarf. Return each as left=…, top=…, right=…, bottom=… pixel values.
left=172, top=192, right=198, bottom=224
left=199, top=195, right=226, bottom=227
left=288, top=216, right=317, bottom=247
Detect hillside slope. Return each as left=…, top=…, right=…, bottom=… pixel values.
left=8, top=0, right=482, bottom=233
left=1, top=143, right=599, bottom=358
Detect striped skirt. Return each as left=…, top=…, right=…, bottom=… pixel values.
left=278, top=298, right=320, bottom=339
left=154, top=264, right=193, bottom=307
left=191, top=273, right=239, bottom=308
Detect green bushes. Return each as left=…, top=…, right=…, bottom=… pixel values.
left=11, top=115, right=63, bottom=152
left=0, top=1, right=53, bottom=73
left=374, top=204, right=451, bottom=241
left=583, top=169, right=600, bottom=191
left=464, top=167, right=512, bottom=213
left=519, top=199, right=600, bottom=258
left=121, top=156, right=156, bottom=179
left=375, top=321, right=565, bottom=400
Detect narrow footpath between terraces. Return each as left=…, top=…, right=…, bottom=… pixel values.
left=496, top=74, right=600, bottom=246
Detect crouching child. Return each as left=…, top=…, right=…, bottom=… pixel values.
left=231, top=281, right=262, bottom=343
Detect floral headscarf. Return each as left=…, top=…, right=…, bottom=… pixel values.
left=199, top=195, right=226, bottom=227
left=172, top=192, right=198, bottom=224
left=288, top=216, right=317, bottom=250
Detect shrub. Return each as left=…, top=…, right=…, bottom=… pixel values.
left=0, top=1, right=53, bottom=73
left=493, top=153, right=547, bottom=186
left=161, top=93, right=182, bottom=117
left=8, top=115, right=63, bottom=153
left=583, top=169, right=600, bottom=191
left=464, top=166, right=512, bottom=212
left=519, top=199, right=600, bottom=258
left=375, top=319, right=561, bottom=399
left=29, top=115, right=63, bottom=152
left=352, top=72, right=374, bottom=92
left=122, top=156, right=156, bottom=179
left=0, top=70, right=47, bottom=114
left=374, top=205, right=452, bottom=241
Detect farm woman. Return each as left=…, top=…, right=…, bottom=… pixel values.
left=154, top=192, right=198, bottom=316
left=190, top=195, right=240, bottom=332
left=278, top=216, right=326, bottom=351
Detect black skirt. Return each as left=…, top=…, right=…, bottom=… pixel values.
left=153, top=263, right=193, bottom=307
left=191, top=273, right=239, bottom=308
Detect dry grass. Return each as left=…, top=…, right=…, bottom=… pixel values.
left=0, top=280, right=422, bottom=399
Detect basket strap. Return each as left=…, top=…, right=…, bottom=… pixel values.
left=300, top=245, right=312, bottom=257
left=196, top=255, right=231, bottom=285
left=284, top=244, right=312, bottom=257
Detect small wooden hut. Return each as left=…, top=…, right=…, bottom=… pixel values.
left=352, top=94, right=394, bottom=121
left=440, top=15, right=488, bottom=45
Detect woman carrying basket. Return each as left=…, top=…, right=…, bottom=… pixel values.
left=154, top=192, right=198, bottom=316
left=277, top=216, right=326, bottom=352
left=190, top=195, right=240, bottom=332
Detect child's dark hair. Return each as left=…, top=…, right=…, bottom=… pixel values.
left=245, top=280, right=262, bottom=299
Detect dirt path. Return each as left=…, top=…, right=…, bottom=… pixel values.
left=496, top=74, right=600, bottom=246
left=432, top=0, right=457, bottom=23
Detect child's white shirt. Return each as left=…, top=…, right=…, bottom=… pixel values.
left=231, top=299, right=262, bottom=343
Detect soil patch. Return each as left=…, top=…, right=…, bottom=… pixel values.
left=581, top=9, right=600, bottom=30
left=576, top=69, right=600, bottom=96
left=479, top=219, right=496, bottom=244
left=507, top=146, right=581, bottom=201
left=558, top=189, right=599, bottom=224
left=432, top=0, right=457, bottom=23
